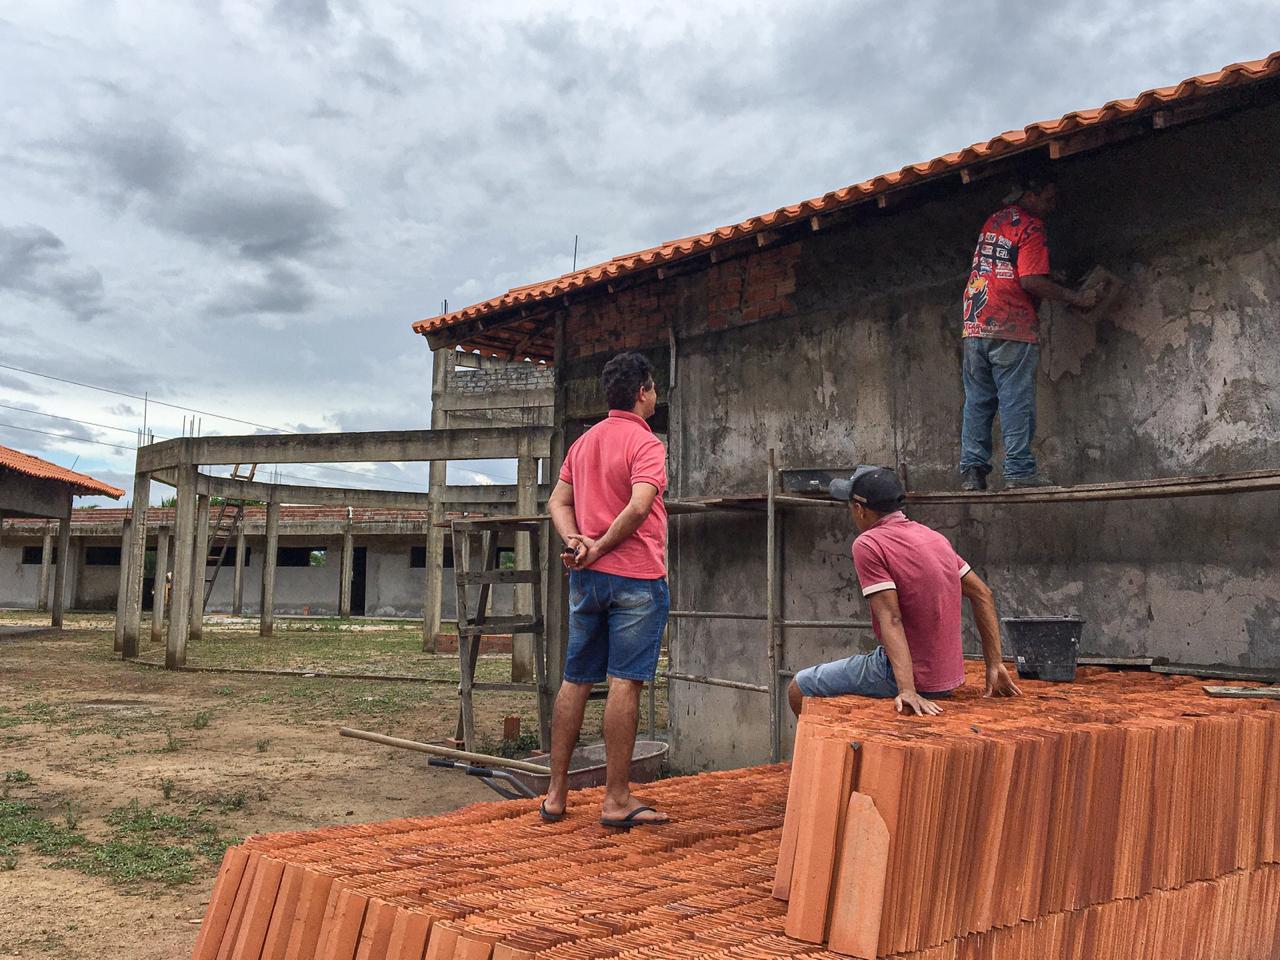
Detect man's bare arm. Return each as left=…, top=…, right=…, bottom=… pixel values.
left=867, top=589, right=942, bottom=717
left=1021, top=274, right=1098, bottom=309
left=547, top=480, right=588, bottom=566
left=581, top=482, right=659, bottom=566
left=960, top=570, right=1022, bottom=698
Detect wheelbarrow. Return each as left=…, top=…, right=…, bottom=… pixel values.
left=339, top=727, right=668, bottom=801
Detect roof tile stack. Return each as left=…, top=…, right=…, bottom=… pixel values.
left=776, top=666, right=1280, bottom=957
left=192, top=668, right=1279, bottom=960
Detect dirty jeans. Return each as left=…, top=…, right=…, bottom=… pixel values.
left=959, top=337, right=1039, bottom=480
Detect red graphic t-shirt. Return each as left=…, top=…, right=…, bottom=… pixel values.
left=961, top=205, right=1050, bottom=344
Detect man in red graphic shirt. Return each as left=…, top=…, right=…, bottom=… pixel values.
left=959, top=170, right=1099, bottom=491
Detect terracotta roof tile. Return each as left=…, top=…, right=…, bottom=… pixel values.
left=0, top=444, right=124, bottom=499
left=412, top=51, right=1280, bottom=357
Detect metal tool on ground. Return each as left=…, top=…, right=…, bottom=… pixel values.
left=339, top=726, right=668, bottom=800
left=1202, top=685, right=1280, bottom=699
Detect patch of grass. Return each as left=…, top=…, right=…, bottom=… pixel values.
left=157, top=728, right=187, bottom=753
left=2, top=770, right=32, bottom=785
left=61, top=802, right=81, bottom=830
left=255, top=738, right=270, bottom=753
left=160, top=778, right=175, bottom=800
left=0, top=797, right=235, bottom=886
left=190, top=710, right=213, bottom=730
left=480, top=730, right=542, bottom=760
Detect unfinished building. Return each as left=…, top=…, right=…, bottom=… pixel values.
left=414, top=53, right=1280, bottom=771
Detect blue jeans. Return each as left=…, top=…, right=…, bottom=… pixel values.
left=565, top=569, right=669, bottom=684
left=960, top=337, right=1039, bottom=480
left=794, top=646, right=956, bottom=699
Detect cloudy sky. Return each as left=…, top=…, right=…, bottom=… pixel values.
left=2, top=1, right=1277, bottom=505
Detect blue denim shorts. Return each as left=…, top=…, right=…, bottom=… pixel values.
left=566, top=569, right=669, bottom=684
left=793, top=646, right=956, bottom=699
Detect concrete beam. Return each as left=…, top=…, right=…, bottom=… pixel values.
left=195, top=473, right=437, bottom=509
left=122, top=471, right=150, bottom=656
left=189, top=495, right=209, bottom=643
left=0, top=472, right=73, bottom=520
left=261, top=501, right=279, bottom=637
left=51, top=505, right=71, bottom=628
left=440, top=484, right=550, bottom=505
left=232, top=524, right=245, bottom=616
left=151, top=526, right=169, bottom=646
left=166, top=465, right=197, bottom=668
left=136, top=426, right=554, bottom=471
left=436, top=390, right=554, bottom=412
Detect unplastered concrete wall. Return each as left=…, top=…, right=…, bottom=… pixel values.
left=561, top=98, right=1280, bottom=771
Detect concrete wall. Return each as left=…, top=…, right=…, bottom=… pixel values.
left=560, top=98, right=1280, bottom=771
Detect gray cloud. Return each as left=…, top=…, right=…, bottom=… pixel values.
left=0, top=223, right=105, bottom=321
left=0, top=371, right=47, bottom=395
left=208, top=263, right=318, bottom=317
left=271, top=0, right=334, bottom=31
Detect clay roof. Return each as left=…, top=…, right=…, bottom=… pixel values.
left=2, top=505, right=485, bottom=532
left=0, top=444, right=124, bottom=499
left=412, top=50, right=1280, bottom=359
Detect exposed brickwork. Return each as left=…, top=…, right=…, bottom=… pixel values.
left=565, top=241, right=803, bottom=359
left=451, top=363, right=553, bottom=395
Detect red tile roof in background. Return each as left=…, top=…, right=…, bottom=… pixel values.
left=1, top=505, right=483, bottom=531
left=0, top=444, right=124, bottom=499
left=412, top=50, right=1280, bottom=356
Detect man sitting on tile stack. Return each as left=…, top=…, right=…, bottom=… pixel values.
left=788, top=466, right=1022, bottom=717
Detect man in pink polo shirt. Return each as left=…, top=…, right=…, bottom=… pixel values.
left=789, top=466, right=1021, bottom=717
left=543, top=352, right=670, bottom=828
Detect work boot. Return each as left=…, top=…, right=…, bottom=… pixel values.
left=1005, top=474, right=1056, bottom=489
left=959, top=469, right=988, bottom=492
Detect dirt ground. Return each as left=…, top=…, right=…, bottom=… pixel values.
left=0, top=612, right=658, bottom=960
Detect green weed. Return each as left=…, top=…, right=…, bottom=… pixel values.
left=190, top=710, right=213, bottom=730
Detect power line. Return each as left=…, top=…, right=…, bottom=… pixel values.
left=0, top=420, right=135, bottom=453
left=0, top=361, right=286, bottom=434
left=0, top=401, right=145, bottom=438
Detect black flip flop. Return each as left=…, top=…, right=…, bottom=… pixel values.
left=599, top=805, right=669, bottom=829
left=539, top=800, right=565, bottom=823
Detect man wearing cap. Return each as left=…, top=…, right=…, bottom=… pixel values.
left=959, top=170, right=1100, bottom=491
left=789, top=466, right=1021, bottom=717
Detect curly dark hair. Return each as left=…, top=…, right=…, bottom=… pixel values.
left=601, top=351, right=655, bottom=411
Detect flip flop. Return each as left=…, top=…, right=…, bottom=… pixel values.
left=539, top=800, right=565, bottom=823
left=599, top=805, right=669, bottom=829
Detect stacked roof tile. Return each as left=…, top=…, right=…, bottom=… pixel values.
left=412, top=51, right=1280, bottom=359
left=0, top=444, right=124, bottom=498
left=776, top=665, right=1280, bottom=957
left=192, top=668, right=1279, bottom=959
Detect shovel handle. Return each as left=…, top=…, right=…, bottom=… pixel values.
left=339, top=726, right=549, bottom=774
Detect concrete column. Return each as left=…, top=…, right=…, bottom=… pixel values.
left=512, top=434, right=538, bottom=682
left=339, top=524, right=354, bottom=618
left=423, top=347, right=453, bottom=651
left=51, top=498, right=72, bottom=628
left=231, top=524, right=246, bottom=615
left=543, top=314, right=569, bottom=688
left=37, top=526, right=54, bottom=612
left=260, top=500, right=279, bottom=637
left=121, top=471, right=151, bottom=657
left=189, top=495, right=209, bottom=642
left=151, top=525, right=170, bottom=645
left=166, top=464, right=197, bottom=668
left=113, top=517, right=132, bottom=653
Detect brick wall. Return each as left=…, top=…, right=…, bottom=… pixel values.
left=451, top=362, right=554, bottom=395
left=565, top=241, right=802, bottom=359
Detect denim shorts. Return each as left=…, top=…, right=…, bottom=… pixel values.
left=793, top=646, right=955, bottom=699
left=566, top=569, right=669, bottom=684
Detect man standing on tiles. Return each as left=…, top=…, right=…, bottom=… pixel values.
left=543, top=351, right=670, bottom=828
left=959, top=168, right=1100, bottom=491
left=788, top=466, right=1021, bottom=717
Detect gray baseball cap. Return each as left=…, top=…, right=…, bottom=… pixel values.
left=828, top=466, right=905, bottom=511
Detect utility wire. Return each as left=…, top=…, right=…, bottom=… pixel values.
left=0, top=420, right=136, bottom=453
left=0, top=401, right=146, bottom=437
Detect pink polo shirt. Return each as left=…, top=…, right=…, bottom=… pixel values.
left=852, top=511, right=969, bottom=693
left=558, top=410, right=667, bottom=579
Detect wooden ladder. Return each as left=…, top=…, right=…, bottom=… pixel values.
left=451, top=517, right=550, bottom=752
left=203, top=463, right=257, bottom=605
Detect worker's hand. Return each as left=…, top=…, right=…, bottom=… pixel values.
left=561, top=536, right=593, bottom=569
left=984, top=663, right=1023, bottom=698
left=894, top=690, right=943, bottom=717
left=1071, top=286, right=1100, bottom=311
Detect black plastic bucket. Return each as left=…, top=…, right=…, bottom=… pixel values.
left=1003, top=616, right=1084, bottom=682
